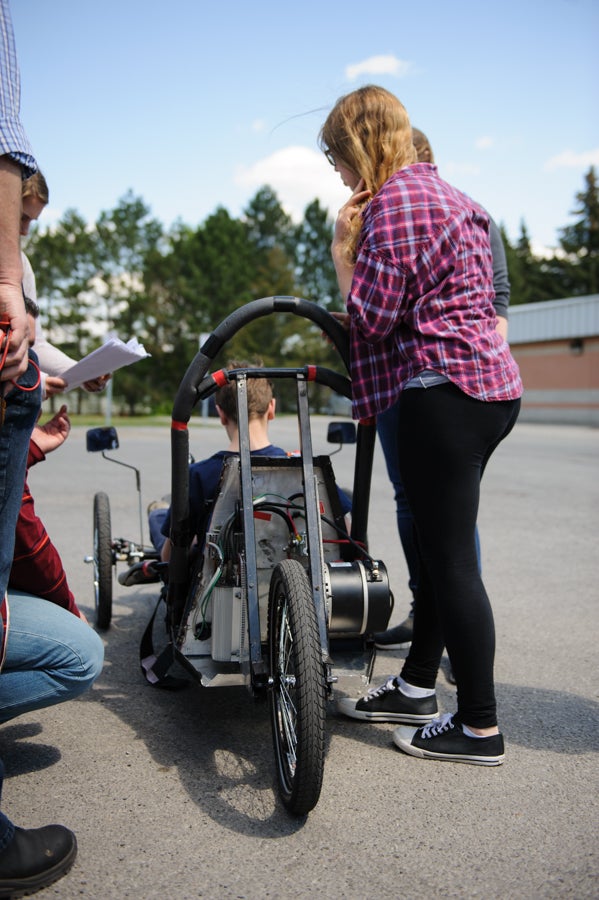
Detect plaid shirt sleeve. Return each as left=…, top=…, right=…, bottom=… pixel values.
left=0, top=0, right=37, bottom=176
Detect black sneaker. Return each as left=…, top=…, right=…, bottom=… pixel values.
left=393, top=713, right=505, bottom=766
left=337, top=677, right=437, bottom=723
left=373, top=615, right=413, bottom=650
left=0, top=824, right=77, bottom=897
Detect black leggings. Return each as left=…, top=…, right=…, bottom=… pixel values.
left=396, top=383, right=520, bottom=728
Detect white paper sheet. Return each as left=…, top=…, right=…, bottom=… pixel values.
left=61, top=337, right=150, bottom=391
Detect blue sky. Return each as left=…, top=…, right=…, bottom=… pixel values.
left=12, top=0, right=599, bottom=254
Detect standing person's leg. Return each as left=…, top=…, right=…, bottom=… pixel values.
left=394, top=384, right=519, bottom=763
left=374, top=402, right=419, bottom=649
left=0, top=351, right=41, bottom=599
left=375, top=398, right=482, bottom=652
left=397, top=386, right=487, bottom=699
left=0, top=591, right=104, bottom=724
left=376, top=401, right=420, bottom=598
left=337, top=387, right=469, bottom=723
left=0, top=356, right=78, bottom=892
left=336, top=432, right=440, bottom=723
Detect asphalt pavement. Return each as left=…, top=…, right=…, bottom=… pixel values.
left=1, top=416, right=597, bottom=899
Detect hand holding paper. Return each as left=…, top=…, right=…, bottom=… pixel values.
left=60, top=337, right=150, bottom=391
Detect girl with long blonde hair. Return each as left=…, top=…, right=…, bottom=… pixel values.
left=321, top=85, right=522, bottom=767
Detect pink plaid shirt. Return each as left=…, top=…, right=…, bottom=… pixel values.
left=346, top=164, right=523, bottom=420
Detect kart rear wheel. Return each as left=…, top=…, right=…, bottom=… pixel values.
left=93, top=491, right=113, bottom=629
left=268, top=559, right=326, bottom=816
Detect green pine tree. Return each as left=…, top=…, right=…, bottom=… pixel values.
left=558, top=166, right=599, bottom=295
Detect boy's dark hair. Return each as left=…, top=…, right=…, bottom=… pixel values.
left=215, top=360, right=274, bottom=424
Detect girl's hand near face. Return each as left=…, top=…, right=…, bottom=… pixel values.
left=331, top=179, right=371, bottom=299
left=332, top=178, right=371, bottom=249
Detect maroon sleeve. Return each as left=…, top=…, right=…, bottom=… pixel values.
left=27, top=439, right=45, bottom=468
left=9, top=472, right=81, bottom=617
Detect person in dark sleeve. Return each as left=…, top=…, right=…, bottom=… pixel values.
left=374, top=126, right=511, bottom=651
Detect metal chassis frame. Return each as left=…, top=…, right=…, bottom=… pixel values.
left=166, top=296, right=377, bottom=690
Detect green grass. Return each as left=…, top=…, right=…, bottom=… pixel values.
left=64, top=413, right=173, bottom=427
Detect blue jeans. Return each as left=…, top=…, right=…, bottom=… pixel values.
left=0, top=591, right=104, bottom=724
left=148, top=507, right=168, bottom=554
left=377, top=398, right=482, bottom=608
left=0, top=352, right=41, bottom=850
left=0, top=350, right=41, bottom=601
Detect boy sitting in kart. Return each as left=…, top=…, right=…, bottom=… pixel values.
left=119, top=360, right=288, bottom=584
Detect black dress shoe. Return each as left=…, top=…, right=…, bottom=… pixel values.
left=0, top=824, right=77, bottom=897
left=118, top=560, right=160, bottom=586
left=373, top=614, right=413, bottom=649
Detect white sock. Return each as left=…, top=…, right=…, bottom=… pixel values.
left=396, top=675, right=435, bottom=699
left=462, top=724, right=488, bottom=739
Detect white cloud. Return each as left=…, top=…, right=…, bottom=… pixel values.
left=345, top=55, right=412, bottom=81
left=475, top=136, right=494, bottom=150
left=544, top=147, right=599, bottom=171
left=251, top=119, right=267, bottom=133
left=235, top=146, right=350, bottom=222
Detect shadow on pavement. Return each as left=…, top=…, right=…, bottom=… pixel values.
left=6, top=586, right=597, bottom=840
left=0, top=722, right=62, bottom=776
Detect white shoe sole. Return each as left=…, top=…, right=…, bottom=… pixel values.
left=337, top=697, right=437, bottom=724
left=392, top=727, right=505, bottom=766
left=374, top=640, right=412, bottom=650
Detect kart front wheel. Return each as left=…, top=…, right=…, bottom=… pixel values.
left=93, top=491, right=113, bottom=629
left=268, top=559, right=326, bottom=816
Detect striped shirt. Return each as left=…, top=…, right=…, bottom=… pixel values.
left=0, top=0, right=37, bottom=175
left=346, top=163, right=522, bottom=420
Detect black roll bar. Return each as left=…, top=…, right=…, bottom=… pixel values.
left=167, top=296, right=376, bottom=631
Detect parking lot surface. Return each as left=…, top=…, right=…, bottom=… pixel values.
left=1, top=417, right=597, bottom=899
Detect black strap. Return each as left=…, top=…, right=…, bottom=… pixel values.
left=139, top=593, right=188, bottom=690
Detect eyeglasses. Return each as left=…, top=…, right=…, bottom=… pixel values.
left=324, top=149, right=336, bottom=167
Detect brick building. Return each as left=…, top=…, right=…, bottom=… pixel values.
left=508, top=294, right=599, bottom=426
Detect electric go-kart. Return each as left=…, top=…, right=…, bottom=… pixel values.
left=86, top=297, right=393, bottom=816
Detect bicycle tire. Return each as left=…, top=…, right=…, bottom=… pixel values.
left=93, top=491, right=113, bottom=629
left=268, top=559, right=326, bottom=815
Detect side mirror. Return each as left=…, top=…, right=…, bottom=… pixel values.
left=86, top=426, right=119, bottom=453
left=327, top=421, right=357, bottom=446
